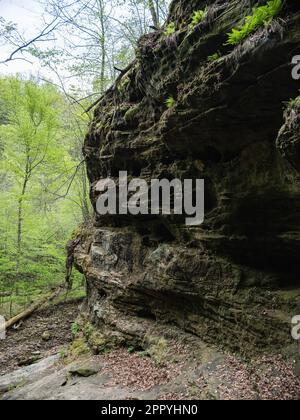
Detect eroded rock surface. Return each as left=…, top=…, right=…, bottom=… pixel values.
left=75, top=0, right=300, bottom=357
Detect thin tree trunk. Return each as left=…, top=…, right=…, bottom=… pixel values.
left=100, top=38, right=106, bottom=92
left=16, top=155, right=31, bottom=271
left=97, top=0, right=106, bottom=93
left=148, top=0, right=160, bottom=27
left=16, top=173, right=29, bottom=271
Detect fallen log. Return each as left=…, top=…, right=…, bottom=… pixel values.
left=5, top=286, right=64, bottom=330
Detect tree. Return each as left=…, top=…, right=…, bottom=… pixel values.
left=0, top=77, right=86, bottom=314
left=35, top=0, right=171, bottom=93
left=0, top=79, right=64, bottom=268
left=1, top=1, right=170, bottom=94
left=148, top=0, right=160, bottom=28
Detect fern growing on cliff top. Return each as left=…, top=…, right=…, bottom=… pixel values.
left=164, top=22, right=176, bottom=36
left=226, top=0, right=283, bottom=46
left=191, top=9, right=207, bottom=27
left=165, top=95, right=176, bottom=108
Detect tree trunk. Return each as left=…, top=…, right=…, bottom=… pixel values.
left=16, top=171, right=29, bottom=271
left=148, top=0, right=160, bottom=28
left=97, top=0, right=106, bottom=93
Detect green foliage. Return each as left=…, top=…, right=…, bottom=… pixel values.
left=208, top=52, right=221, bottom=62
left=190, top=9, right=207, bottom=27
left=148, top=338, right=169, bottom=367
left=288, top=96, right=300, bottom=108
left=225, top=0, right=283, bottom=46
left=164, top=22, right=176, bottom=36
left=0, top=16, right=18, bottom=38
left=0, top=76, right=88, bottom=317
left=28, top=47, right=64, bottom=63
left=165, top=95, right=176, bottom=109
left=67, top=338, right=91, bottom=360
left=71, top=322, right=80, bottom=337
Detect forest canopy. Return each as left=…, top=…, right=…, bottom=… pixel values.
left=0, top=76, right=89, bottom=316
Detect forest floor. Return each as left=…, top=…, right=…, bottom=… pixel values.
left=0, top=300, right=81, bottom=375
left=0, top=301, right=300, bottom=400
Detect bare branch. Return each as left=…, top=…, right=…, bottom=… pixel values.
left=0, top=17, right=62, bottom=64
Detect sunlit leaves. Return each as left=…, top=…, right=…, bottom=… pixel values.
left=0, top=76, right=85, bottom=297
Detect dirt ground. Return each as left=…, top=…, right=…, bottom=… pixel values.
left=0, top=300, right=82, bottom=375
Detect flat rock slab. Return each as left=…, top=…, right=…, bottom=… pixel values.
left=0, top=349, right=223, bottom=400
left=0, top=354, right=60, bottom=394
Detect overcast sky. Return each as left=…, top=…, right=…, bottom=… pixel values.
left=0, top=0, right=49, bottom=76
left=0, top=0, right=42, bottom=21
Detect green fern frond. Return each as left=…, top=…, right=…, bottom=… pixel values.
left=226, top=0, right=283, bottom=46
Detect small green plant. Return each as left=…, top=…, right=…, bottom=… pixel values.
left=164, top=22, right=176, bottom=36
left=138, top=350, right=149, bottom=358
left=59, top=347, right=68, bottom=359
left=288, top=96, right=300, bottom=108
left=71, top=322, right=80, bottom=337
left=191, top=9, right=207, bottom=27
left=148, top=338, right=169, bottom=367
left=207, top=52, right=221, bottom=62
left=68, top=338, right=91, bottom=359
left=165, top=95, right=176, bottom=109
left=225, top=0, right=283, bottom=46
left=127, top=346, right=136, bottom=354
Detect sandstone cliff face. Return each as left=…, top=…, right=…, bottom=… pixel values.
left=75, top=0, right=300, bottom=356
